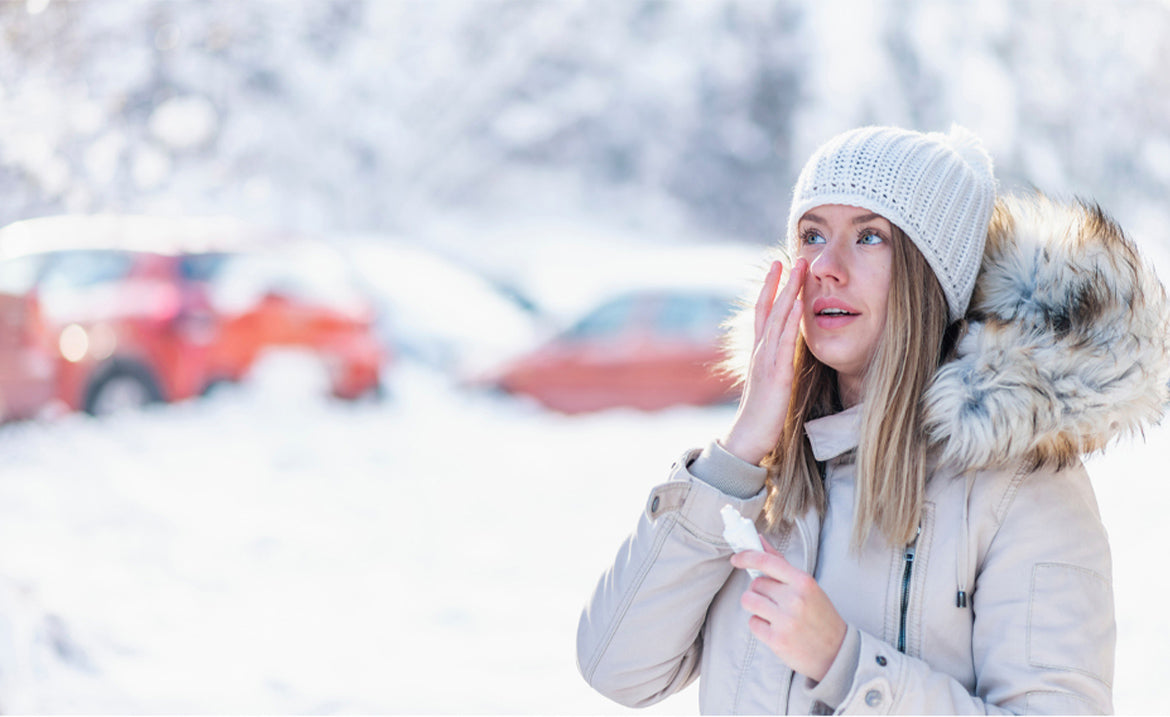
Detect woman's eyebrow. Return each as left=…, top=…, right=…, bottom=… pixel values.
left=801, top=212, right=826, bottom=225
left=852, top=213, right=883, bottom=224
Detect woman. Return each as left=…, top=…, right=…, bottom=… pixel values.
left=576, top=125, right=1170, bottom=714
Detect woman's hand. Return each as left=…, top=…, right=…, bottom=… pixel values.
left=721, top=258, right=807, bottom=465
left=730, top=537, right=846, bottom=682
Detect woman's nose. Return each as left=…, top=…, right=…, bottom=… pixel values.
left=809, top=241, right=847, bottom=284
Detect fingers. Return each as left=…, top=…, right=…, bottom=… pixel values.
left=753, top=261, right=781, bottom=345
left=760, top=535, right=780, bottom=556
left=773, top=258, right=806, bottom=322
left=774, top=296, right=803, bottom=371
left=747, top=614, right=774, bottom=644
left=741, top=587, right=792, bottom=643
left=733, top=539, right=848, bottom=682
left=757, top=259, right=806, bottom=354
left=730, top=258, right=806, bottom=464
left=736, top=559, right=813, bottom=628
left=754, top=258, right=804, bottom=345
left=739, top=570, right=842, bottom=683
left=730, top=548, right=805, bottom=585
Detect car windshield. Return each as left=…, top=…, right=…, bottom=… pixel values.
left=653, top=293, right=735, bottom=341
left=33, top=250, right=179, bottom=323
left=177, top=252, right=232, bottom=282
left=563, top=295, right=638, bottom=340
left=38, top=250, right=135, bottom=291
left=0, top=254, right=47, bottom=296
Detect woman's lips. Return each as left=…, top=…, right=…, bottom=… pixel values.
left=810, top=298, right=860, bottom=329
left=813, top=312, right=860, bottom=329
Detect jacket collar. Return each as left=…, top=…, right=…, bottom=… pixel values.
left=803, top=403, right=863, bottom=461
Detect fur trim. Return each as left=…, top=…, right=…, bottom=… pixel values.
left=923, top=194, right=1170, bottom=470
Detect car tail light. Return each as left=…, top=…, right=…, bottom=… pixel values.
left=57, top=322, right=118, bottom=363
left=58, top=324, right=88, bottom=363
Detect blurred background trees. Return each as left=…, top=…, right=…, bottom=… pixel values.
left=1, top=0, right=1167, bottom=254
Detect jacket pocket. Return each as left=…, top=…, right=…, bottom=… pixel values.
left=1026, top=562, right=1114, bottom=685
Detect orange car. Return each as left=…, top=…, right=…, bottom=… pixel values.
left=489, top=288, right=741, bottom=413
left=0, top=215, right=384, bottom=420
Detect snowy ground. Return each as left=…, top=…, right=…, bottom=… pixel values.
left=0, top=357, right=1164, bottom=713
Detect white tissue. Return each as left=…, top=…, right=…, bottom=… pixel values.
left=720, top=504, right=764, bottom=579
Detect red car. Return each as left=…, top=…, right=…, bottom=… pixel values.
left=198, top=242, right=384, bottom=401
left=489, top=288, right=741, bottom=413
left=0, top=215, right=384, bottom=420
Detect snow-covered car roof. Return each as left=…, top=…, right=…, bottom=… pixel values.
left=0, top=214, right=290, bottom=259
left=334, top=236, right=543, bottom=374
left=518, top=240, right=766, bottom=324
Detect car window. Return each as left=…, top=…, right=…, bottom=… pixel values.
left=39, top=250, right=135, bottom=290
left=177, top=252, right=231, bottom=282
left=0, top=255, right=46, bottom=296
left=654, top=293, right=735, bottom=340
left=564, top=295, right=638, bottom=340
left=32, top=250, right=160, bottom=322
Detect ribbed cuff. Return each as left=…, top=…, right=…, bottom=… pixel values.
left=805, top=625, right=860, bottom=710
left=687, top=439, right=769, bottom=499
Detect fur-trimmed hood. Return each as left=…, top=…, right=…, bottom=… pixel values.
left=924, top=193, right=1170, bottom=471
left=723, top=193, right=1170, bottom=472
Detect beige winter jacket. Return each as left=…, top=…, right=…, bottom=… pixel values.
left=577, top=196, right=1170, bottom=714
left=577, top=425, right=1113, bottom=714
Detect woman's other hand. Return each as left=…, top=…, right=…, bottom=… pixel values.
left=730, top=537, right=846, bottom=682
left=721, top=258, right=807, bottom=465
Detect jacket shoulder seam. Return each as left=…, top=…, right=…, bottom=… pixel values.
left=991, top=464, right=1030, bottom=529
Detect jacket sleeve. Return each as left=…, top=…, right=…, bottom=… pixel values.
left=810, top=462, right=1114, bottom=715
left=575, top=444, right=768, bottom=708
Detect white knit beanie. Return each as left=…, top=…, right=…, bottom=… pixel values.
left=786, top=124, right=997, bottom=322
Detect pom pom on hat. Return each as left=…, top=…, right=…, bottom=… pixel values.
left=942, top=123, right=995, bottom=187
left=786, top=125, right=998, bottom=322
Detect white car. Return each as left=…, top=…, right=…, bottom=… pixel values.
left=336, top=237, right=543, bottom=378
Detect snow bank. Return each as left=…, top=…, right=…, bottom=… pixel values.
left=0, top=356, right=1164, bottom=712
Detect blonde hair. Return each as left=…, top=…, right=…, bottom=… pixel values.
left=728, top=226, right=953, bottom=549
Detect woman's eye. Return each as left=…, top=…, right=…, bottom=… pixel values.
left=858, top=230, right=884, bottom=245
left=802, top=230, right=826, bottom=245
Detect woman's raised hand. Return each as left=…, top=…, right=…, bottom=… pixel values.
left=721, top=258, right=807, bottom=466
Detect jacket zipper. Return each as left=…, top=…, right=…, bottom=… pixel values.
left=897, top=525, right=921, bottom=654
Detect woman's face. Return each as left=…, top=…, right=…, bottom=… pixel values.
left=795, top=204, right=894, bottom=401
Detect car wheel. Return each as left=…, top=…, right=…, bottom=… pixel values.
left=200, top=377, right=239, bottom=398
left=361, top=380, right=390, bottom=403
left=84, top=362, right=164, bottom=416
